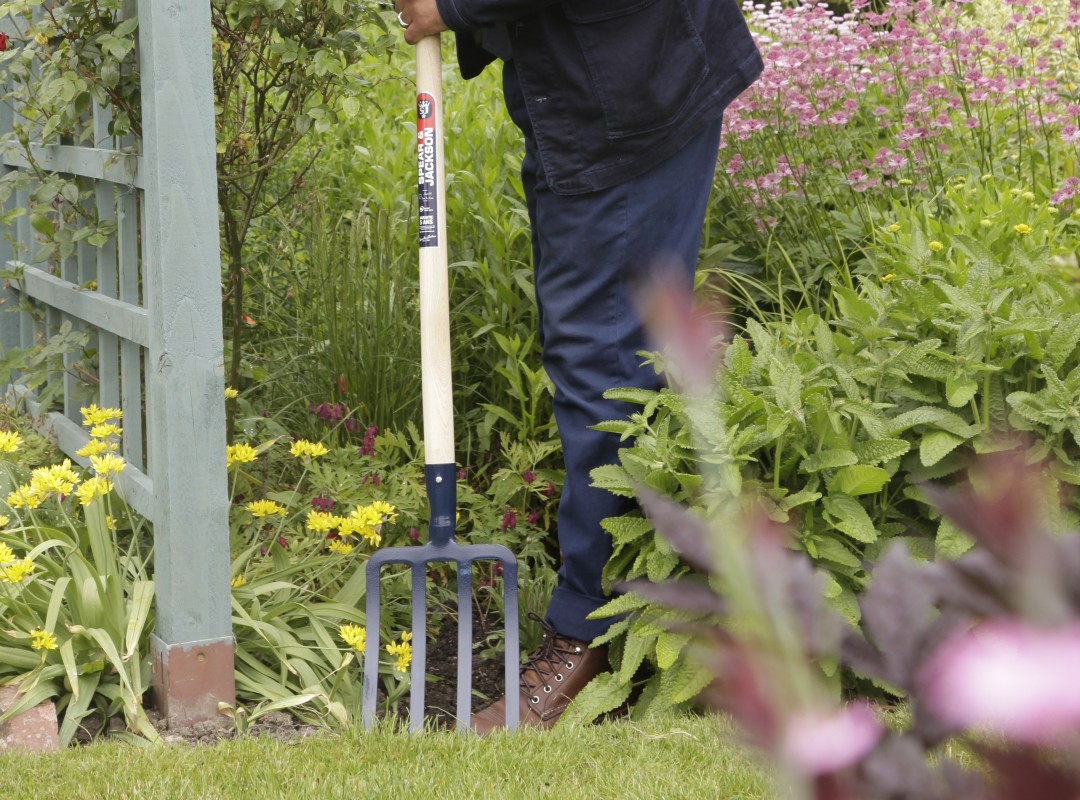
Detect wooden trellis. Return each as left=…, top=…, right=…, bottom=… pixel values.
left=0, top=1, right=233, bottom=726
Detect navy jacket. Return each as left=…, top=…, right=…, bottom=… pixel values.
left=433, top=0, right=763, bottom=195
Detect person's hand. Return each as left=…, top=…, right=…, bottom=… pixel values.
left=395, top=0, right=448, bottom=45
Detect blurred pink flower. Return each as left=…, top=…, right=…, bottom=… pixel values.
left=921, top=620, right=1080, bottom=744
left=780, top=703, right=883, bottom=776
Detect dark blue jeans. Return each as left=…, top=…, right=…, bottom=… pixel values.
left=502, top=61, right=722, bottom=643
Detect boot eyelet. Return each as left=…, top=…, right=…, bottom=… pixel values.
left=544, top=686, right=552, bottom=693
left=531, top=695, right=540, bottom=704
left=574, top=647, right=581, bottom=653
left=566, top=661, right=575, bottom=670
left=554, top=674, right=564, bottom=682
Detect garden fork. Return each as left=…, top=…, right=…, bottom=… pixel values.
left=362, top=32, right=519, bottom=734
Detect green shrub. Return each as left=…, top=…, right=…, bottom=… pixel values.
left=582, top=178, right=1080, bottom=720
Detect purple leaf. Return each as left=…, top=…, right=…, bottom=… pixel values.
left=636, top=487, right=714, bottom=574
left=617, top=578, right=727, bottom=616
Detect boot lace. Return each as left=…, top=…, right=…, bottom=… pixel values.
left=521, top=613, right=583, bottom=705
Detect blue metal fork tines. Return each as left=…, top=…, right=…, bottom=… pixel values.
left=362, top=462, right=520, bottom=732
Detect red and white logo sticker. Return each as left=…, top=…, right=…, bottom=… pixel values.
left=417, top=92, right=438, bottom=248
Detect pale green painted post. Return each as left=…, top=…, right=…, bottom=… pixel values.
left=137, top=0, right=235, bottom=724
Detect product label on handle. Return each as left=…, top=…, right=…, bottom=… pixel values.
left=417, top=92, right=439, bottom=248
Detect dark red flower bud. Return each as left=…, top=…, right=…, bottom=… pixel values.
left=544, top=481, right=556, bottom=498
left=0, top=33, right=8, bottom=52
left=501, top=510, right=517, bottom=533
left=527, top=509, right=539, bottom=525
left=522, top=470, right=536, bottom=484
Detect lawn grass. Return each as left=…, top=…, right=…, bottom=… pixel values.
left=0, top=715, right=771, bottom=800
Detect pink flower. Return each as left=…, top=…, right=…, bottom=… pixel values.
left=780, top=704, right=884, bottom=776
left=921, top=620, right=1080, bottom=744
left=501, top=510, right=517, bottom=533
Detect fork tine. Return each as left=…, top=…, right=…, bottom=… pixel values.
left=501, top=555, right=520, bottom=730
left=410, top=562, right=427, bottom=733
left=362, top=559, right=382, bottom=731
left=456, top=558, right=474, bottom=731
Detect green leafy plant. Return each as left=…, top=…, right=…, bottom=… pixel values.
left=580, top=177, right=1080, bottom=719
left=0, top=405, right=157, bottom=745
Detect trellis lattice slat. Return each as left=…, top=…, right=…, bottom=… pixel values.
left=0, top=0, right=234, bottom=726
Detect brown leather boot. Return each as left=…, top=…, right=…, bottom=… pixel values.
left=469, top=614, right=609, bottom=734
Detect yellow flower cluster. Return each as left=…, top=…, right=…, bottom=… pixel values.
left=89, top=453, right=125, bottom=477
left=289, top=440, right=329, bottom=459
left=0, top=430, right=23, bottom=453
left=80, top=405, right=123, bottom=427
left=1014, top=223, right=1032, bottom=235
left=327, top=539, right=354, bottom=556
left=224, top=386, right=239, bottom=400
left=75, top=476, right=113, bottom=507
left=8, top=459, right=82, bottom=509
left=306, top=502, right=397, bottom=546
left=338, top=624, right=366, bottom=653
left=230, top=574, right=246, bottom=588
left=245, top=499, right=286, bottom=518
left=30, top=628, right=57, bottom=651
left=1, top=552, right=34, bottom=584
left=386, top=632, right=413, bottom=674
left=929, top=240, right=944, bottom=253
left=226, top=443, right=258, bottom=468
left=0, top=515, right=8, bottom=529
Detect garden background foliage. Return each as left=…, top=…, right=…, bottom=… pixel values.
left=0, top=0, right=1078, bottom=742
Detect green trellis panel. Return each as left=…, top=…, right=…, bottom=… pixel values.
left=0, top=0, right=234, bottom=725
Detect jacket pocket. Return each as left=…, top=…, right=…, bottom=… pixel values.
left=563, top=0, right=710, bottom=139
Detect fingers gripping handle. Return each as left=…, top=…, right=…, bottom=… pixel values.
left=416, top=35, right=455, bottom=468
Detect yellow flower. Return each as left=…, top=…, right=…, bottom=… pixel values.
left=289, top=440, right=329, bottom=459
left=246, top=499, right=286, bottom=518
left=1014, top=223, right=1032, bottom=235
left=929, top=241, right=944, bottom=252
left=340, top=505, right=382, bottom=546
left=76, top=438, right=110, bottom=458
left=881, top=273, right=895, bottom=283
left=89, top=423, right=122, bottom=440
left=224, top=386, right=239, bottom=400
left=369, top=500, right=398, bottom=524
left=230, top=574, right=246, bottom=588
left=897, top=178, right=913, bottom=186
left=886, top=223, right=901, bottom=233
left=0, top=543, right=14, bottom=563
left=33, top=32, right=48, bottom=46
left=90, top=453, right=125, bottom=477
left=328, top=539, right=354, bottom=555
left=75, top=476, right=113, bottom=506
left=80, top=405, right=123, bottom=427
left=306, top=511, right=340, bottom=533
left=7, top=484, right=44, bottom=510
left=338, top=624, right=366, bottom=653
left=0, top=515, right=8, bottom=529
left=386, top=634, right=413, bottom=674
left=226, top=443, right=258, bottom=468
left=30, top=460, right=80, bottom=496
left=29, top=628, right=57, bottom=651
left=1, top=557, right=34, bottom=583
left=106, top=515, right=117, bottom=531
left=0, top=431, right=23, bottom=453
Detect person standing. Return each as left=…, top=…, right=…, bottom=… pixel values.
left=393, top=0, right=762, bottom=732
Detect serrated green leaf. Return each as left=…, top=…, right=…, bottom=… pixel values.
left=813, top=535, right=862, bottom=568
left=935, top=516, right=974, bottom=560
left=589, top=464, right=635, bottom=497
left=889, top=406, right=977, bottom=437
left=854, top=438, right=910, bottom=465
left=618, top=629, right=653, bottom=684
left=725, top=335, right=753, bottom=377
left=920, top=430, right=964, bottom=467
left=1047, top=314, right=1080, bottom=370
left=831, top=465, right=890, bottom=496
left=588, top=592, right=650, bottom=620
left=823, top=494, right=878, bottom=543
left=778, top=488, right=823, bottom=512
left=655, top=630, right=692, bottom=670
left=556, top=672, right=633, bottom=727
left=801, top=450, right=858, bottom=473
left=603, top=387, right=660, bottom=406
left=945, top=372, right=978, bottom=407
left=600, top=515, right=654, bottom=546
left=646, top=547, right=679, bottom=582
